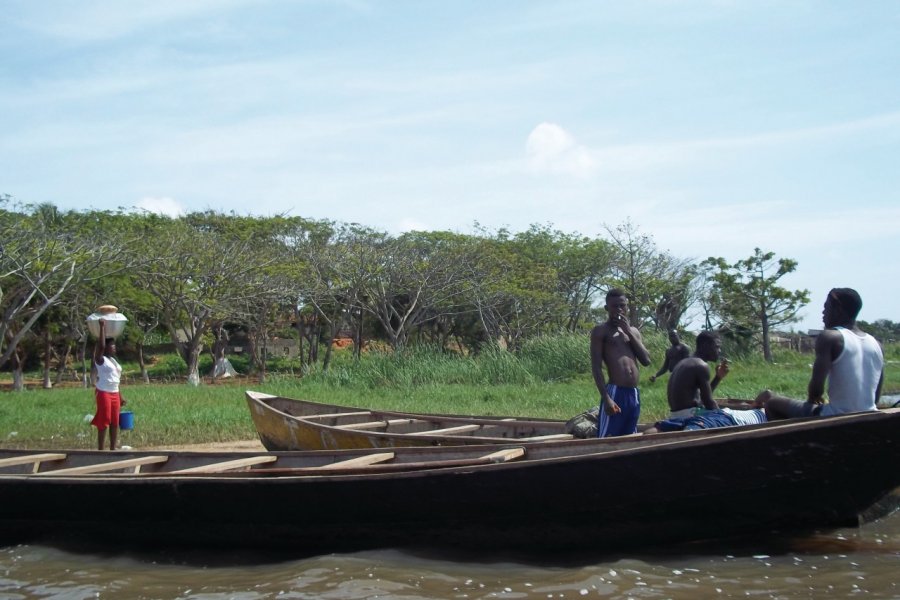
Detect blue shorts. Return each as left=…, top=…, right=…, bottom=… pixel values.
left=655, top=409, right=736, bottom=432
left=598, top=384, right=640, bottom=437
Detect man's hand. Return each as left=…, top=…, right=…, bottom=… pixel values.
left=603, top=397, right=621, bottom=416
left=613, top=314, right=631, bottom=342
left=649, top=375, right=657, bottom=383
left=715, top=359, right=729, bottom=380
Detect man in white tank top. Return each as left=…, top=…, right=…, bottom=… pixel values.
left=758, top=288, right=884, bottom=419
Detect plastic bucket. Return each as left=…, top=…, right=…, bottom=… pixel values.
left=119, top=410, right=134, bottom=430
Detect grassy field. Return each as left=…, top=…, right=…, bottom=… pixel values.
left=1, top=332, right=897, bottom=450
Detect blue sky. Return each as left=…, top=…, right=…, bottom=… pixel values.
left=2, top=1, right=898, bottom=331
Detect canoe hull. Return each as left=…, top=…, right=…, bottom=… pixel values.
left=246, top=391, right=571, bottom=450
left=2, top=409, right=898, bottom=555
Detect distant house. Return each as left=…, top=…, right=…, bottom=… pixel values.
left=771, top=331, right=817, bottom=352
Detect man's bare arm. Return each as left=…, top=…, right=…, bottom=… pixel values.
left=590, top=327, right=619, bottom=415
left=628, top=327, right=652, bottom=367
left=696, top=365, right=718, bottom=410
left=808, top=330, right=840, bottom=403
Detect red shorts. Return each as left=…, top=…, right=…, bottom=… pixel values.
left=92, top=390, right=121, bottom=430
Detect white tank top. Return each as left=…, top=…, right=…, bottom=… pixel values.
left=822, top=328, right=883, bottom=416
left=96, top=356, right=122, bottom=393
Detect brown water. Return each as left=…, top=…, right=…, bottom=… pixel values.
left=2, top=513, right=898, bottom=599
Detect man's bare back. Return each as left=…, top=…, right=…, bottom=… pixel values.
left=666, top=332, right=727, bottom=414
left=667, top=356, right=711, bottom=412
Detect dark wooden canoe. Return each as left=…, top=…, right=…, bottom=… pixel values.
left=2, top=407, right=898, bottom=555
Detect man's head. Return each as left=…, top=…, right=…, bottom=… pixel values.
left=605, top=288, right=628, bottom=322
left=668, top=329, right=680, bottom=346
left=695, top=330, right=721, bottom=362
left=823, top=288, right=862, bottom=328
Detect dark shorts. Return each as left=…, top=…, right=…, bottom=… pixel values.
left=655, top=409, right=736, bottom=432
left=597, top=384, right=640, bottom=437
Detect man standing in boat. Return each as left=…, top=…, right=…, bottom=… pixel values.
left=649, top=329, right=691, bottom=383
left=758, top=288, right=884, bottom=419
left=92, top=319, right=126, bottom=450
left=590, top=288, right=652, bottom=437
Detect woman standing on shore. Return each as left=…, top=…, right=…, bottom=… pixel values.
left=91, top=319, right=126, bottom=450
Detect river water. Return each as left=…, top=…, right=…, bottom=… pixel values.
left=1, top=512, right=897, bottom=600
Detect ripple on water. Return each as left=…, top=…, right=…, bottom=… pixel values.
left=0, top=515, right=898, bottom=599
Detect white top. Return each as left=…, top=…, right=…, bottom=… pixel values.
left=95, top=356, right=122, bottom=393
left=822, top=327, right=883, bottom=416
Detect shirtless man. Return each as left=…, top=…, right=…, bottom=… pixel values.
left=590, top=288, right=652, bottom=437
left=759, top=288, right=884, bottom=419
left=649, top=330, right=691, bottom=383
left=666, top=330, right=729, bottom=418
left=644, top=331, right=763, bottom=434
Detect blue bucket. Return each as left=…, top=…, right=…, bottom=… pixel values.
left=119, top=410, right=134, bottom=430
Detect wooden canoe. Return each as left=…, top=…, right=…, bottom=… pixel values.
left=1, top=407, right=898, bottom=555
left=244, top=391, right=772, bottom=450
left=246, top=390, right=577, bottom=450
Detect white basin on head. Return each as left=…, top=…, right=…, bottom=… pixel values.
left=86, top=312, right=128, bottom=339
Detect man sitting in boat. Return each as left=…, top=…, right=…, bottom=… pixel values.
left=665, top=331, right=730, bottom=419
left=757, top=288, right=884, bottom=419
left=644, top=331, right=766, bottom=433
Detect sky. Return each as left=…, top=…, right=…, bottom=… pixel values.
left=2, top=0, right=898, bottom=332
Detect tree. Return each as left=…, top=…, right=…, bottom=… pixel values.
left=604, top=220, right=699, bottom=331
left=702, top=248, right=810, bottom=361
left=129, top=212, right=285, bottom=385
left=357, top=231, right=471, bottom=350
left=0, top=201, right=129, bottom=375
left=508, top=225, right=615, bottom=333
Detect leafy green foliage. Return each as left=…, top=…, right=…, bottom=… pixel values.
left=702, top=248, right=810, bottom=361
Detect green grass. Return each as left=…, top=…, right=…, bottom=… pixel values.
left=1, top=332, right=897, bottom=450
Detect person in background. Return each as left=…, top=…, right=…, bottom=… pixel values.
left=91, top=319, right=126, bottom=450
left=590, top=288, right=652, bottom=437
left=758, top=287, right=883, bottom=419
left=649, top=329, right=691, bottom=383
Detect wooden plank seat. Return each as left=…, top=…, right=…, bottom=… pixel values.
left=408, top=424, right=483, bottom=436
left=36, top=455, right=169, bottom=476
left=163, top=447, right=527, bottom=477
left=338, top=418, right=421, bottom=431
left=302, top=411, right=373, bottom=420
left=480, top=447, right=526, bottom=463
left=313, top=452, right=396, bottom=470
left=0, top=453, right=67, bottom=474
left=167, top=455, right=278, bottom=474
left=518, top=433, right=575, bottom=441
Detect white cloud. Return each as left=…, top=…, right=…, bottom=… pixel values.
left=525, top=123, right=596, bottom=178
left=135, top=196, right=185, bottom=218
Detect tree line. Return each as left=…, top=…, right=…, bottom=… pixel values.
left=1, top=196, right=816, bottom=387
